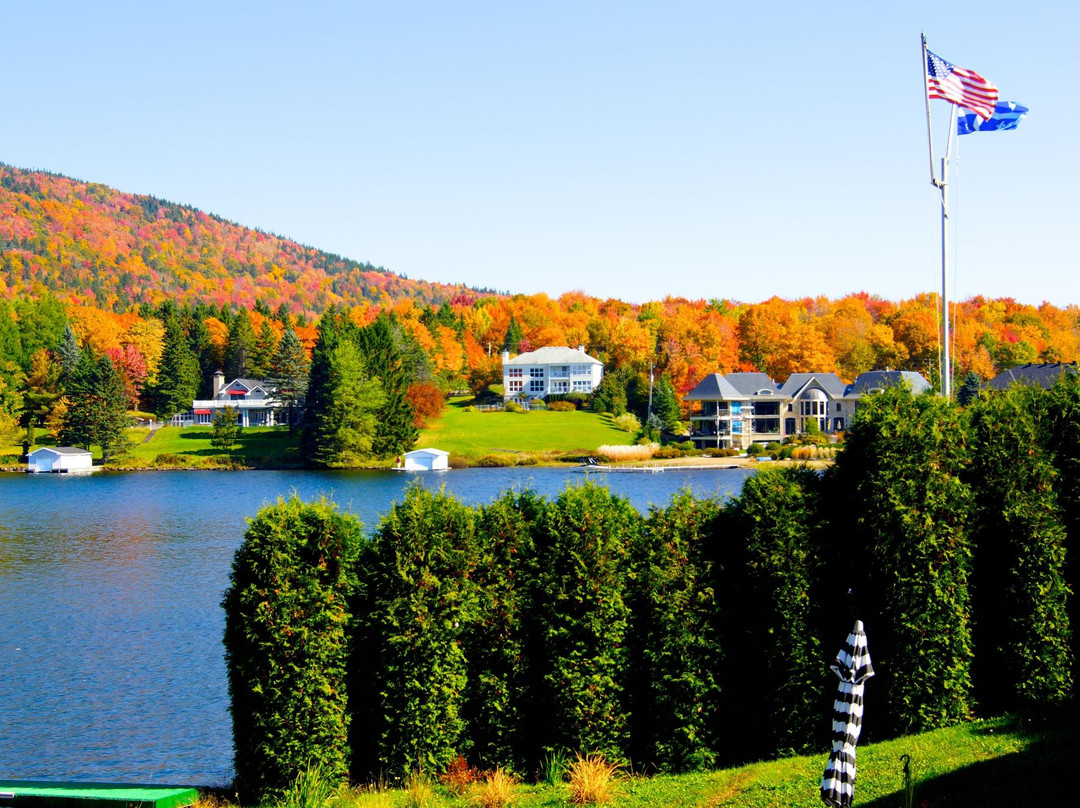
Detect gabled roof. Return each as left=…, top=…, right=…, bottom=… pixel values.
left=504, top=346, right=602, bottom=365
left=847, top=370, right=931, bottom=396
left=684, top=374, right=745, bottom=401
left=405, top=448, right=450, bottom=457
left=986, top=363, right=1078, bottom=391
left=778, top=372, right=848, bottom=399
left=225, top=378, right=276, bottom=393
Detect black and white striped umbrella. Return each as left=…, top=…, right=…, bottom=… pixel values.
left=821, top=619, right=875, bottom=808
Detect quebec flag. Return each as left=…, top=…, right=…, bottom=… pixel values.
left=958, top=101, right=1028, bottom=135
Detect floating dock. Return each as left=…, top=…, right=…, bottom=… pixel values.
left=0, top=782, right=198, bottom=808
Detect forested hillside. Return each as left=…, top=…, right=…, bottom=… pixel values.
left=0, top=163, right=485, bottom=313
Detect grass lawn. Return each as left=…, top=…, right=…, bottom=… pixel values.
left=224, top=708, right=1074, bottom=808
left=113, top=425, right=302, bottom=468
left=415, top=399, right=636, bottom=462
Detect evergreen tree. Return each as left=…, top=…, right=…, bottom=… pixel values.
left=307, top=341, right=385, bottom=468
left=651, top=374, right=682, bottom=433
left=502, top=315, right=524, bottom=354
left=358, top=315, right=417, bottom=457
left=717, top=467, right=826, bottom=761
left=966, top=386, right=1073, bottom=712
left=188, top=315, right=219, bottom=398
left=957, top=371, right=982, bottom=406
left=268, top=326, right=309, bottom=430
left=591, top=367, right=628, bottom=416
left=59, top=351, right=131, bottom=460
left=361, top=486, right=479, bottom=780
left=225, top=308, right=257, bottom=380
left=250, top=319, right=278, bottom=379
left=534, top=483, right=639, bottom=760
left=223, top=496, right=363, bottom=803
left=153, top=314, right=200, bottom=420
left=829, top=386, right=974, bottom=736
left=211, top=406, right=242, bottom=453
left=627, top=491, right=723, bottom=772
left=57, top=324, right=81, bottom=382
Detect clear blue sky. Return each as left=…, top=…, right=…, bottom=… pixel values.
left=5, top=1, right=1077, bottom=306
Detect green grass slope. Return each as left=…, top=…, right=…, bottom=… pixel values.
left=413, top=401, right=636, bottom=462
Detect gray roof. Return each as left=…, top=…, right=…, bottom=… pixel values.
left=684, top=374, right=745, bottom=401
left=229, top=378, right=276, bottom=392
left=29, top=446, right=92, bottom=455
left=986, top=363, right=1078, bottom=391
left=847, top=370, right=931, bottom=396
left=778, top=372, right=848, bottom=399
left=505, top=346, right=602, bottom=365
left=723, top=372, right=781, bottom=396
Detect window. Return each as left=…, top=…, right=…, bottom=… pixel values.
left=572, top=380, right=592, bottom=391
left=550, top=365, right=569, bottom=378
left=551, top=380, right=569, bottom=393
left=529, top=379, right=545, bottom=393
left=571, top=364, right=590, bottom=376
left=508, top=380, right=523, bottom=392
left=529, top=367, right=544, bottom=379
left=508, top=367, right=523, bottom=378
left=836, top=402, right=842, bottom=412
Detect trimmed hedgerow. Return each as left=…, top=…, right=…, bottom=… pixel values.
left=533, top=483, right=640, bottom=761
left=718, top=466, right=827, bottom=761
left=830, top=386, right=975, bottom=736
left=460, top=490, right=546, bottom=771
left=363, top=484, right=479, bottom=780
left=627, top=490, right=723, bottom=772
left=965, top=385, right=1073, bottom=713
left=222, top=495, right=364, bottom=803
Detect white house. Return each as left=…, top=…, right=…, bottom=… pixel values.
left=401, top=448, right=450, bottom=471
left=176, top=371, right=284, bottom=427
left=26, top=446, right=94, bottom=473
left=501, top=345, right=603, bottom=400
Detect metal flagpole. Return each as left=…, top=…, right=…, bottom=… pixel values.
left=923, top=33, right=951, bottom=398
left=922, top=34, right=937, bottom=186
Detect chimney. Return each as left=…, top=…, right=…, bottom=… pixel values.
left=213, top=370, right=225, bottom=397
left=577, top=344, right=585, bottom=353
left=501, top=350, right=510, bottom=363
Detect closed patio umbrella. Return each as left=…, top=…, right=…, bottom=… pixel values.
left=821, top=619, right=875, bottom=807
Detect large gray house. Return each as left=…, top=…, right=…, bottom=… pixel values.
left=684, top=369, right=930, bottom=449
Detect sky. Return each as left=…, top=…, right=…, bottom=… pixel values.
left=5, top=1, right=1078, bottom=307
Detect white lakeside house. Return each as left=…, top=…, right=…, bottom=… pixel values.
left=174, top=371, right=285, bottom=427
left=501, top=345, right=604, bottom=400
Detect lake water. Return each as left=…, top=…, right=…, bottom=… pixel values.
left=0, top=466, right=752, bottom=785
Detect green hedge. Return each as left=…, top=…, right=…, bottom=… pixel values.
left=222, top=496, right=364, bottom=802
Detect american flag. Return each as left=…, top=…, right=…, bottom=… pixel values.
left=926, top=49, right=998, bottom=121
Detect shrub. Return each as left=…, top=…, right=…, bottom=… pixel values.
left=745, top=442, right=765, bottom=456
left=765, top=441, right=783, bottom=457
left=612, top=413, right=641, bottom=433
left=965, top=385, right=1073, bottom=712
left=547, top=401, right=576, bottom=412
left=362, top=486, right=479, bottom=780
left=440, top=754, right=480, bottom=796
left=567, top=754, right=620, bottom=805
left=504, top=401, right=526, bottom=414
left=153, top=452, right=188, bottom=466
left=222, top=496, right=364, bottom=803
left=477, top=453, right=517, bottom=467
left=529, top=399, right=547, bottom=410
left=718, top=467, right=826, bottom=760
left=534, top=484, right=640, bottom=760
left=469, top=768, right=517, bottom=808
left=628, top=491, right=722, bottom=771
left=829, top=386, right=974, bottom=736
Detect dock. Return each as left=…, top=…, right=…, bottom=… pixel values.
left=0, top=781, right=198, bottom=808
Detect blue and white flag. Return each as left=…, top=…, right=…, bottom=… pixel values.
left=957, top=101, right=1028, bottom=135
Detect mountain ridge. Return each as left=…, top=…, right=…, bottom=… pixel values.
left=0, top=162, right=497, bottom=313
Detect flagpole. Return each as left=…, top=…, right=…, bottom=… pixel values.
left=922, top=34, right=937, bottom=186
left=939, top=106, right=957, bottom=400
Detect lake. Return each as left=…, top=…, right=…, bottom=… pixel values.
left=0, top=466, right=752, bottom=785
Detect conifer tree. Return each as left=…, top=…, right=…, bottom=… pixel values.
left=307, top=341, right=384, bottom=467
left=250, top=319, right=278, bottom=379
left=59, top=350, right=131, bottom=460
left=502, top=315, right=524, bottom=354
left=153, top=314, right=200, bottom=420
left=966, top=385, right=1073, bottom=712
left=268, top=326, right=309, bottom=430
left=225, top=309, right=257, bottom=380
